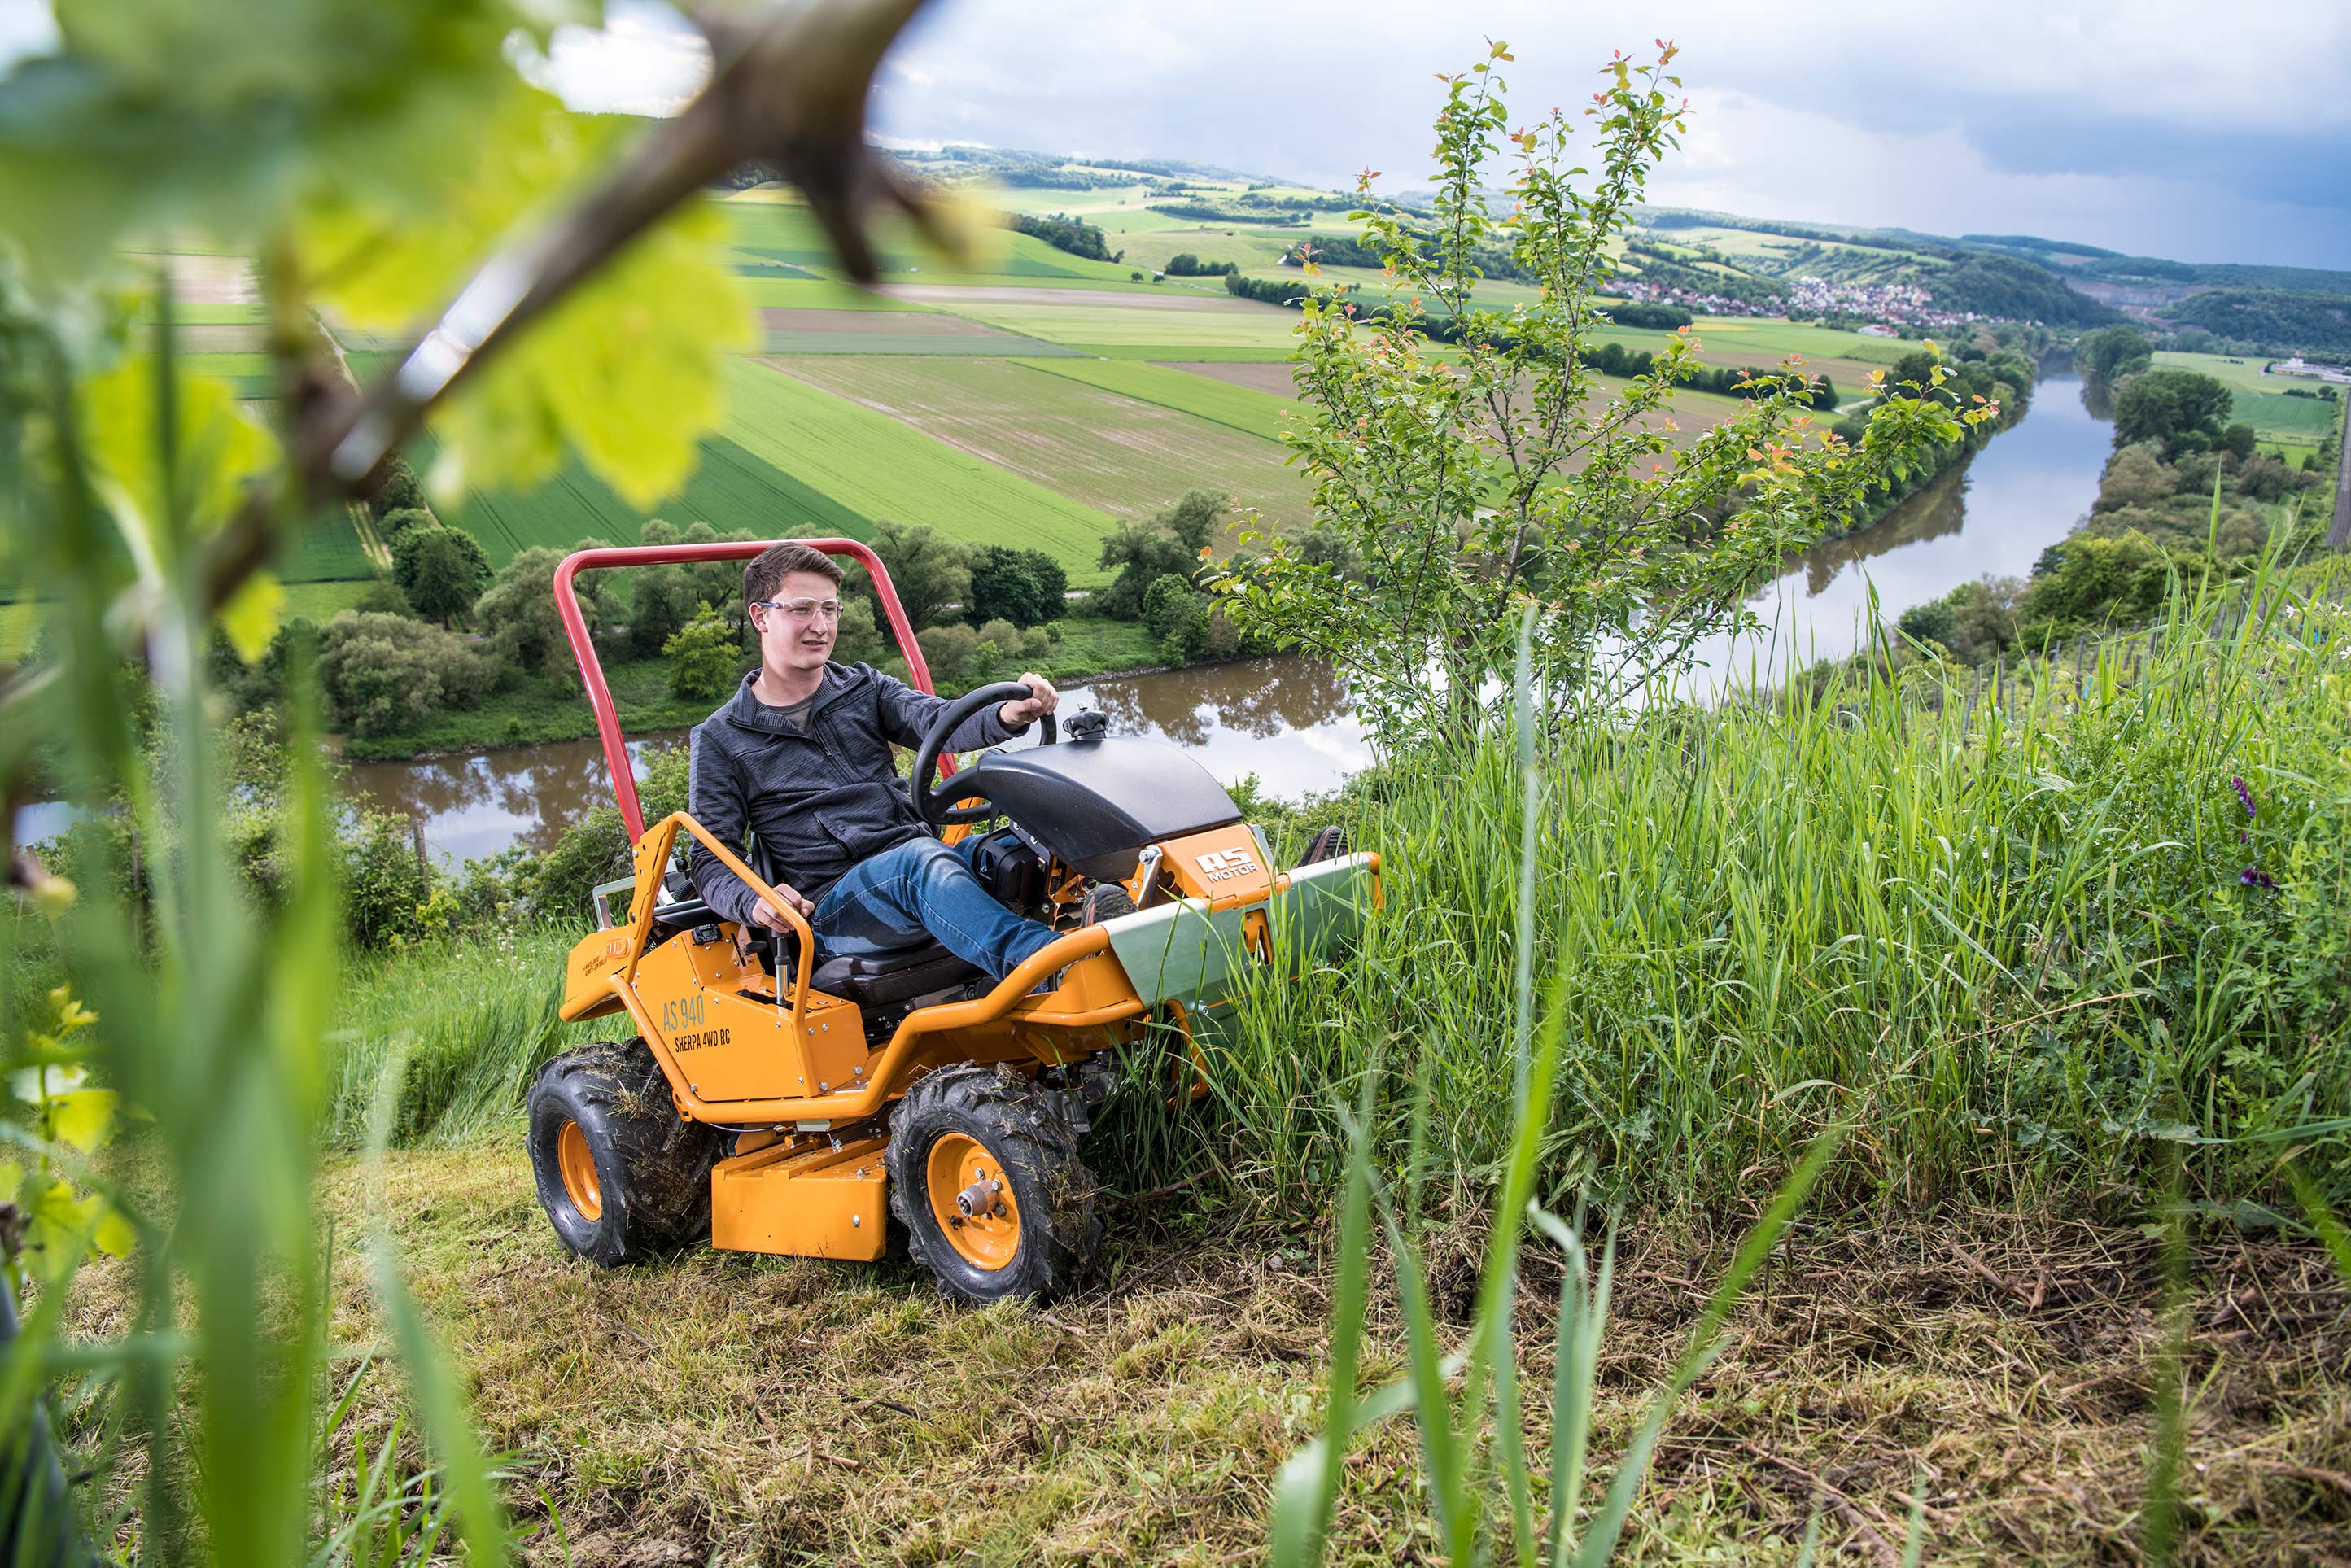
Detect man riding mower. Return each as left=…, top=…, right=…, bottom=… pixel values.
left=528, top=537, right=1378, bottom=1304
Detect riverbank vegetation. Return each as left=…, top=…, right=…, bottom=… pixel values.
left=1895, top=331, right=2343, bottom=670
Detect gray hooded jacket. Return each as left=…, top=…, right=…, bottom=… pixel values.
left=685, top=662, right=1025, bottom=926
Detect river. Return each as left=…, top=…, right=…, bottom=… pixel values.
left=16, top=373, right=2113, bottom=867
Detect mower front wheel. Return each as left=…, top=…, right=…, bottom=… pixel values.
left=887, top=1064, right=1098, bottom=1306
left=527, top=1039, right=719, bottom=1267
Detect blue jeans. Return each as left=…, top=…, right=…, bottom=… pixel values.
left=811, top=836, right=1060, bottom=982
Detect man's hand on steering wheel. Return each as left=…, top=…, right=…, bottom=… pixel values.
left=998, top=673, right=1059, bottom=730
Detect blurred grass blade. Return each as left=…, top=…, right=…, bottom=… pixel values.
left=1269, top=1056, right=1382, bottom=1568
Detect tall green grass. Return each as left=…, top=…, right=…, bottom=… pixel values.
left=1152, top=561, right=2351, bottom=1216
left=322, top=929, right=603, bottom=1147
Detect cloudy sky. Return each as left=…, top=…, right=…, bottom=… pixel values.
left=401, top=0, right=2351, bottom=269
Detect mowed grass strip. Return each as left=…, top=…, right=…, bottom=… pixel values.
left=738, top=277, right=930, bottom=311
left=756, top=307, right=1072, bottom=357
left=773, top=357, right=1314, bottom=532
left=407, top=431, right=871, bottom=566
left=1018, top=357, right=1295, bottom=442
left=725, top=359, right=1115, bottom=582
left=917, top=294, right=1304, bottom=352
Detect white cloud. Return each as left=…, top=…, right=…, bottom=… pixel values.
left=529, top=0, right=2351, bottom=266
left=526, top=0, right=710, bottom=116
left=0, top=0, right=60, bottom=77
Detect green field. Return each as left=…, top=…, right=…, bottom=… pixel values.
left=2153, top=351, right=2345, bottom=443
left=404, top=431, right=872, bottom=567
left=773, top=356, right=1313, bottom=529
left=737, top=277, right=928, bottom=310
left=720, top=360, right=1116, bottom=582
left=721, top=194, right=1137, bottom=286
left=923, top=294, right=1303, bottom=354
left=1017, top=357, right=1295, bottom=441
left=276, top=507, right=378, bottom=583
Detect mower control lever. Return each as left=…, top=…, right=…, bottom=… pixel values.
left=911, top=680, right=1058, bottom=829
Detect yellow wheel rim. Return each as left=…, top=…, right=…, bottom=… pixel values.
left=926, top=1132, right=1020, bottom=1270
left=557, top=1119, right=603, bottom=1221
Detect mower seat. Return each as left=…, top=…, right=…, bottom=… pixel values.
left=810, top=941, right=984, bottom=1007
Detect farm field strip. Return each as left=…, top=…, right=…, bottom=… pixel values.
left=760, top=333, right=1082, bottom=357
left=402, top=431, right=871, bottom=567
left=768, top=356, right=1315, bottom=532
left=722, top=194, right=1137, bottom=285
left=736, top=278, right=929, bottom=311
left=1017, top=357, right=1296, bottom=442
left=923, top=296, right=1306, bottom=351
left=275, top=508, right=378, bottom=584
left=725, top=360, right=1115, bottom=580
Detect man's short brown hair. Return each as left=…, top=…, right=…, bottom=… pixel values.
left=744, top=541, right=844, bottom=609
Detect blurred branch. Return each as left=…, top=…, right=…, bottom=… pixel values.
left=0, top=0, right=940, bottom=729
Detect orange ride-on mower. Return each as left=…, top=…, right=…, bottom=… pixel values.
left=527, top=539, right=1379, bottom=1304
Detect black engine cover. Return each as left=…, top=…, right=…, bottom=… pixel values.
left=962, top=736, right=1240, bottom=880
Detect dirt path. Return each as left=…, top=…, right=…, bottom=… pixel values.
left=67, top=1138, right=2351, bottom=1565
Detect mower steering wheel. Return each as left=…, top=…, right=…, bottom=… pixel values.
left=911, top=681, right=1057, bottom=829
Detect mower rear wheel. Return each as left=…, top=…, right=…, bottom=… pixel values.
left=527, top=1039, right=719, bottom=1267
left=887, top=1064, right=1097, bottom=1305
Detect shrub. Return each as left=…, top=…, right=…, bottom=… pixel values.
left=663, top=604, right=742, bottom=701
left=1020, top=626, right=1051, bottom=660
left=916, top=622, right=980, bottom=680
left=1097, top=492, right=1221, bottom=620
left=862, top=518, right=972, bottom=630
left=963, top=639, right=1005, bottom=681
left=627, top=559, right=697, bottom=658
left=834, top=596, right=889, bottom=664
left=2094, top=443, right=2178, bottom=512
left=1142, top=572, right=1207, bottom=659
left=352, top=579, right=413, bottom=617
left=474, top=544, right=597, bottom=685
left=341, top=806, right=435, bottom=950
left=369, top=455, right=430, bottom=518
left=528, top=744, right=690, bottom=924
left=966, top=544, right=1069, bottom=627
left=390, top=524, right=492, bottom=623
left=317, top=610, right=493, bottom=738
left=977, top=618, right=1021, bottom=657
left=2020, top=535, right=2178, bottom=641
left=375, top=505, right=432, bottom=539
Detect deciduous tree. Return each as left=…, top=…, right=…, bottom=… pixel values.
left=390, top=524, right=491, bottom=625
left=1213, top=41, right=1969, bottom=745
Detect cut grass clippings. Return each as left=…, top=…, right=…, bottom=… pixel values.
left=61, top=1136, right=2351, bottom=1565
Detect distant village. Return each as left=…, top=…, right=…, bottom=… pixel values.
left=1618, top=273, right=2004, bottom=331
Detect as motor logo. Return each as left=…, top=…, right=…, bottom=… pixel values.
left=1195, top=846, right=1260, bottom=883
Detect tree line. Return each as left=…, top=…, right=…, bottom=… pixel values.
left=1006, top=212, right=1122, bottom=264
left=1221, top=273, right=1829, bottom=405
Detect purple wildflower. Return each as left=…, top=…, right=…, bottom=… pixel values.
left=2240, top=867, right=2276, bottom=891
left=2231, top=776, right=2257, bottom=820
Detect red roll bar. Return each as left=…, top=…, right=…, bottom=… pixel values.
left=553, top=539, right=936, bottom=842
